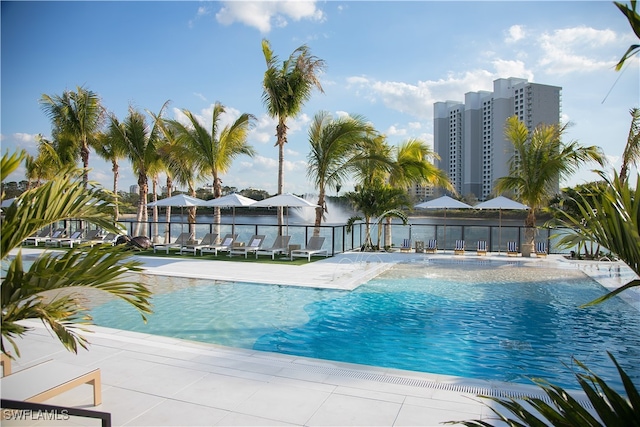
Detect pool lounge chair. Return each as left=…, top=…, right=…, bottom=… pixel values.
left=200, top=233, right=237, bottom=256
left=291, top=236, right=328, bottom=261
left=58, top=229, right=87, bottom=248
left=1, top=354, right=102, bottom=406
left=507, top=241, right=519, bottom=256
left=88, top=232, right=120, bottom=247
left=180, top=233, right=218, bottom=255
left=153, top=232, right=192, bottom=254
left=44, top=229, right=68, bottom=247
left=454, top=240, right=465, bottom=255
left=425, top=239, right=437, bottom=254
left=400, top=238, right=412, bottom=252
left=23, top=227, right=53, bottom=246
left=536, top=241, right=548, bottom=257
left=256, top=235, right=291, bottom=259
left=477, top=240, right=488, bottom=256
left=229, top=235, right=266, bottom=258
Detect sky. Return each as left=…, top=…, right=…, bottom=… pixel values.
left=2, top=0, right=639, bottom=197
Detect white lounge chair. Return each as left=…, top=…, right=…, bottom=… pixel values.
left=1, top=355, right=102, bottom=406
left=477, top=240, right=488, bottom=256
left=88, top=232, right=120, bottom=247
left=536, top=241, right=548, bottom=257
left=58, top=229, right=87, bottom=248
left=400, top=238, right=412, bottom=252
left=153, top=232, right=193, bottom=254
left=44, top=229, right=68, bottom=247
left=454, top=239, right=465, bottom=255
left=23, top=227, right=53, bottom=246
left=291, top=236, right=328, bottom=261
left=425, top=239, right=437, bottom=254
left=180, top=233, right=218, bottom=255
left=256, top=235, right=291, bottom=259
left=230, top=235, right=266, bottom=258
left=507, top=241, right=519, bottom=256
left=200, top=233, right=238, bottom=256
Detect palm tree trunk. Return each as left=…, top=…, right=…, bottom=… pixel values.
left=314, top=191, right=325, bottom=237
left=112, top=160, right=119, bottom=221
left=213, top=175, right=222, bottom=237
left=277, top=120, right=286, bottom=235
left=151, top=175, right=160, bottom=243
left=165, top=176, right=173, bottom=243
left=522, top=209, right=537, bottom=256
left=135, top=173, right=148, bottom=236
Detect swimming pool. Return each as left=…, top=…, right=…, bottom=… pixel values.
left=91, top=259, right=640, bottom=392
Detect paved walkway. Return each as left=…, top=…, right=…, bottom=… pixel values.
left=5, top=249, right=635, bottom=426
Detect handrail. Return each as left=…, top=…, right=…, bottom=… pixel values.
left=1, top=399, right=111, bottom=427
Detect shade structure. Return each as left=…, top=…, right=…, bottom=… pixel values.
left=474, top=196, right=528, bottom=254
left=147, top=194, right=209, bottom=237
left=415, top=196, right=473, bottom=252
left=205, top=193, right=257, bottom=235
left=252, top=193, right=319, bottom=234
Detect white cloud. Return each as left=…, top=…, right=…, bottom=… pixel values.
left=492, top=59, right=534, bottom=81
left=13, top=132, right=37, bottom=143
left=537, top=26, right=618, bottom=75
left=215, top=1, right=325, bottom=33
left=386, top=125, right=407, bottom=136
left=505, top=25, right=526, bottom=43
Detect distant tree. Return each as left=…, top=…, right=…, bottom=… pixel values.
left=261, top=39, right=326, bottom=233
left=40, top=86, right=104, bottom=186
left=96, top=115, right=130, bottom=221
left=495, top=116, right=605, bottom=255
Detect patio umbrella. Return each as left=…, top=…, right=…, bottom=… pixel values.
left=252, top=193, right=319, bottom=235
left=147, top=194, right=209, bottom=236
left=474, top=196, right=528, bottom=254
left=205, top=193, right=256, bottom=236
left=415, top=195, right=473, bottom=252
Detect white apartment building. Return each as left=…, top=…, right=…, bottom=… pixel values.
left=433, top=77, right=561, bottom=201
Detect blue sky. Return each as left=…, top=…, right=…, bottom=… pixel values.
left=2, top=1, right=639, bottom=196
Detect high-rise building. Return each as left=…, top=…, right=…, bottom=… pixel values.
left=433, top=77, right=561, bottom=201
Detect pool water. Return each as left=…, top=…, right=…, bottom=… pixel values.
left=91, top=260, right=640, bottom=392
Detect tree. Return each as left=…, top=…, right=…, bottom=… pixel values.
left=166, top=104, right=255, bottom=235
left=614, top=0, right=640, bottom=70
left=306, top=111, right=375, bottom=234
left=619, top=107, right=640, bottom=184
left=1, top=150, right=151, bottom=357
left=261, top=39, right=326, bottom=232
left=40, top=86, right=104, bottom=187
left=495, top=116, right=605, bottom=255
left=96, top=118, right=130, bottom=221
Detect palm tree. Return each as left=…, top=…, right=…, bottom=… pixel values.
left=614, top=0, right=640, bottom=70
left=261, top=39, right=326, bottom=232
left=24, top=137, right=63, bottom=188
left=619, top=107, right=640, bottom=184
left=1, top=150, right=151, bottom=357
left=306, top=111, right=375, bottom=234
left=96, top=120, right=129, bottom=221
left=166, top=104, right=255, bottom=234
left=495, top=116, right=605, bottom=255
left=40, top=86, right=104, bottom=186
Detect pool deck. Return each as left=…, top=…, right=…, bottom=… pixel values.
left=5, top=249, right=637, bottom=426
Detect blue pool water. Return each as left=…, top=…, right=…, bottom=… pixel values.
left=91, top=260, right=640, bottom=392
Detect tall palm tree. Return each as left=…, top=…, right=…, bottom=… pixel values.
left=614, top=0, right=640, bottom=70
left=619, top=107, right=640, bottom=184
left=24, top=137, right=63, bottom=188
left=306, top=111, right=375, bottom=234
left=495, top=116, right=605, bottom=255
left=40, top=86, right=104, bottom=186
left=261, top=39, right=326, bottom=232
left=1, top=150, right=151, bottom=357
left=166, top=104, right=255, bottom=234
left=96, top=120, right=129, bottom=221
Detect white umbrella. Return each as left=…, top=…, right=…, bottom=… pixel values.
left=415, top=195, right=473, bottom=252
left=205, top=193, right=256, bottom=236
left=474, top=196, right=528, bottom=254
left=147, top=194, right=209, bottom=237
left=252, top=193, right=319, bottom=235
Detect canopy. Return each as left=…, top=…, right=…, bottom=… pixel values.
left=205, top=193, right=257, bottom=235
left=474, top=196, right=528, bottom=254
left=415, top=195, right=473, bottom=252
left=147, top=194, right=208, bottom=207
left=253, top=193, right=319, bottom=235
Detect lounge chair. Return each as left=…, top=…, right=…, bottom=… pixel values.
left=229, top=235, right=266, bottom=258
left=536, top=241, right=548, bottom=257
left=256, top=235, right=291, bottom=259
left=89, top=232, right=120, bottom=247
left=58, top=229, right=86, bottom=248
left=425, top=239, right=437, bottom=254
left=200, top=233, right=237, bottom=256
left=23, top=227, right=53, bottom=246
left=1, top=354, right=102, bottom=406
left=400, top=238, right=412, bottom=252
left=153, top=232, right=192, bottom=254
left=477, top=240, right=488, bottom=256
left=507, top=241, right=519, bottom=256
left=290, top=236, right=328, bottom=261
left=44, top=229, right=68, bottom=247
left=180, top=233, right=218, bottom=255
left=454, top=239, right=465, bottom=255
